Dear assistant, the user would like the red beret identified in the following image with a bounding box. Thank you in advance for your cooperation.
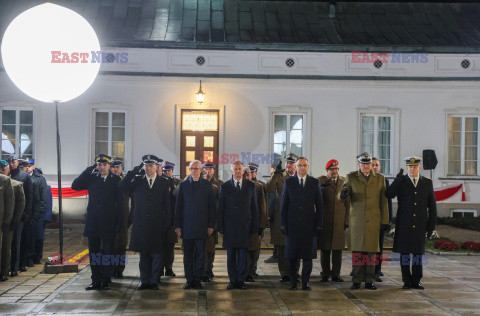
[325,159,339,170]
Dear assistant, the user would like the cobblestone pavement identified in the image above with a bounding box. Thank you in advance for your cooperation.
[0,225,479,315]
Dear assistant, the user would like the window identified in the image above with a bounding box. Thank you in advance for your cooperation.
[448,116,478,176]
[94,110,126,163]
[360,115,393,175]
[273,114,305,162]
[1,109,34,160]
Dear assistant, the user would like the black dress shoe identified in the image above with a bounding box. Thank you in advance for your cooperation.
[331,276,344,282]
[207,271,214,278]
[0,276,8,282]
[33,260,41,264]
[350,270,354,277]
[375,275,383,282]
[280,275,290,282]
[10,271,18,277]
[183,282,194,289]
[195,282,205,290]
[114,272,124,278]
[245,275,255,282]
[19,266,26,272]
[253,272,259,278]
[150,283,159,290]
[85,282,102,291]
[165,269,176,277]
[200,276,211,282]
[411,283,424,290]
[237,281,247,290]
[264,255,278,263]
[365,283,377,290]
[320,276,329,282]
[138,283,150,290]
[351,282,361,290]
[289,283,297,291]
[27,261,34,267]
[101,282,110,290]
[227,282,236,290]
[302,283,311,291]
[379,271,384,276]
[402,283,411,289]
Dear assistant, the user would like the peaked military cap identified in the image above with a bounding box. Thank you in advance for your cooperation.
[162,161,175,171]
[111,158,123,167]
[356,152,372,164]
[95,154,112,164]
[285,153,298,162]
[27,159,35,165]
[18,159,29,168]
[246,163,259,172]
[142,154,162,165]
[405,156,422,166]
[7,154,17,163]
[202,161,215,168]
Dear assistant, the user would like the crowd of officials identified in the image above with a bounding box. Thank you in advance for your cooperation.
[0,156,53,282]
[71,151,437,292]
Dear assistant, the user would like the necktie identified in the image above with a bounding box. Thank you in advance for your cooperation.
[236,181,240,191]
[149,178,153,188]
[413,178,417,186]
[300,178,304,187]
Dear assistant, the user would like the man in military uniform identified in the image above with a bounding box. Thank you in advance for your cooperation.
[339,153,389,290]
[8,155,33,273]
[201,161,223,281]
[266,154,299,282]
[244,165,267,282]
[120,155,170,290]
[160,161,180,277]
[387,157,437,290]
[0,161,16,281]
[318,159,349,283]
[110,158,134,278]
[72,154,124,290]
[371,157,393,282]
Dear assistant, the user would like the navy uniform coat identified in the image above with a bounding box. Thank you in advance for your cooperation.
[174,177,216,240]
[11,169,33,223]
[72,169,124,240]
[218,178,259,249]
[120,172,170,253]
[281,175,324,260]
[386,175,437,254]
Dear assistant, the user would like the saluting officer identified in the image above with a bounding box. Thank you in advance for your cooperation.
[72,154,124,291]
[266,154,299,283]
[318,159,349,283]
[160,161,179,277]
[244,164,267,282]
[339,153,389,290]
[201,161,223,281]
[387,157,437,290]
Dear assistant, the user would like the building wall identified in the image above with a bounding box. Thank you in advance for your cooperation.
[1,47,480,218]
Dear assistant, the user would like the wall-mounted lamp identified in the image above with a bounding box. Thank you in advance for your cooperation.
[196,80,205,104]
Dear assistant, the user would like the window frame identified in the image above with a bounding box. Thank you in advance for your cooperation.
[446,114,480,177]
[90,104,132,169]
[0,107,36,160]
[269,106,311,163]
[357,107,400,177]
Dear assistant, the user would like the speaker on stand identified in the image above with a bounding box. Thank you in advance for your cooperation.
[422,149,438,179]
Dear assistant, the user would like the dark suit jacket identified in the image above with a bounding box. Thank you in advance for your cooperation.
[281,175,324,259]
[174,177,216,240]
[72,169,124,240]
[218,178,259,249]
[120,171,170,253]
[387,175,437,254]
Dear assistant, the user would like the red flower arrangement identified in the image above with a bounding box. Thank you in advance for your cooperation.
[434,239,460,251]
[461,241,480,252]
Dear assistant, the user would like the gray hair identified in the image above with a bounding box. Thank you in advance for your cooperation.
[189,160,202,168]
[230,160,244,170]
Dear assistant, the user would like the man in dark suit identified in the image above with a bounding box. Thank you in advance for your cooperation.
[371,158,393,282]
[281,157,323,291]
[175,160,216,290]
[72,154,124,291]
[218,161,259,290]
[387,156,437,290]
[120,155,170,290]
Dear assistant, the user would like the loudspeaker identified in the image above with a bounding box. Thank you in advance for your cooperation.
[422,149,438,170]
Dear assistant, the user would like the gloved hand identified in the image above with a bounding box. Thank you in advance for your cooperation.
[280,225,287,235]
[426,230,433,238]
[21,213,30,223]
[274,161,284,174]
[29,218,36,227]
[396,168,404,180]
[320,179,331,188]
[344,224,349,230]
[380,224,391,232]
[133,162,144,174]
[340,188,350,200]
[269,215,275,224]
[86,163,97,173]
[257,228,264,236]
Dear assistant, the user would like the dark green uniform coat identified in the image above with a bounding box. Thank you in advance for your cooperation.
[266,172,293,246]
